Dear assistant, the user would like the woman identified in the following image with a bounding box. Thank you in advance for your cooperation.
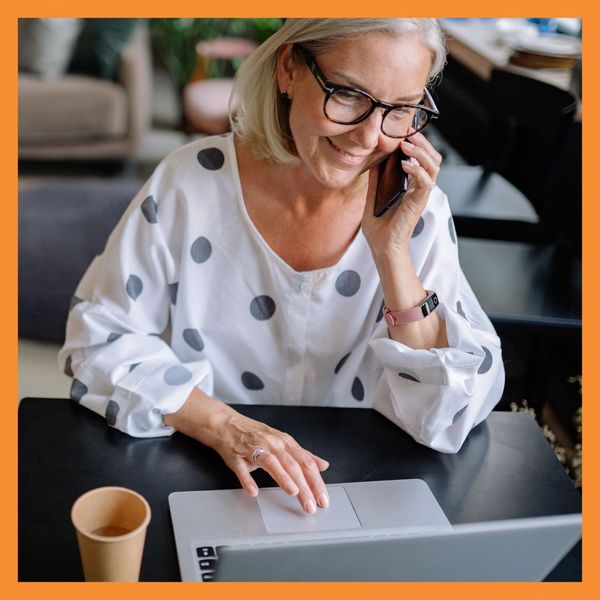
[59,19,504,515]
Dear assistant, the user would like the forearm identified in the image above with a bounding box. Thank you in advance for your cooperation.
[375,248,448,350]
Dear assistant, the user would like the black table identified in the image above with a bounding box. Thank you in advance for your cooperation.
[18,398,582,581]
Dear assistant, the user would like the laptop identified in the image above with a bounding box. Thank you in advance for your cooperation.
[168,478,581,582]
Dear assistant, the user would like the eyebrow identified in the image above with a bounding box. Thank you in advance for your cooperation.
[329,69,424,104]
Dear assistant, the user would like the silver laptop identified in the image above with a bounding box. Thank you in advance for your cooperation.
[168,478,581,582]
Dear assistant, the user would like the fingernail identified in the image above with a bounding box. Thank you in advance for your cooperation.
[318,493,330,508]
[304,499,317,514]
[402,140,414,148]
[248,485,258,496]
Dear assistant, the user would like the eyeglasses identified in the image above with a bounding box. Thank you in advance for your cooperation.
[297,45,439,138]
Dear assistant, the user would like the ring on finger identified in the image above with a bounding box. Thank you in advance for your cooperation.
[251,447,268,466]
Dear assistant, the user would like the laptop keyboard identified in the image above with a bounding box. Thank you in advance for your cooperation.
[196,546,218,581]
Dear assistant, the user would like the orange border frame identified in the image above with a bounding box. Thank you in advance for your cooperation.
[5,2,596,599]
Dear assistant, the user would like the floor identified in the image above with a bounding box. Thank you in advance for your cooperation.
[19,339,69,400]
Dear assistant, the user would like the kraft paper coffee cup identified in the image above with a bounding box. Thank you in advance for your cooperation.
[71,486,151,582]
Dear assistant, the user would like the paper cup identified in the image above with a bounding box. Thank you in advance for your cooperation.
[71,486,151,581]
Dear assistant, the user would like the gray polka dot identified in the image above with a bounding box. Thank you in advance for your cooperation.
[477,346,493,374]
[126,275,143,300]
[141,195,158,223]
[129,363,141,372]
[168,282,179,305]
[452,405,468,425]
[164,365,193,386]
[64,355,73,377]
[412,216,425,238]
[351,377,365,401]
[242,371,264,390]
[197,147,225,170]
[376,299,385,323]
[457,301,467,319]
[335,270,361,297]
[250,295,276,320]
[191,237,212,263]
[107,332,122,343]
[70,379,87,403]
[448,216,457,244]
[106,400,120,426]
[399,372,420,383]
[334,353,351,374]
[69,296,83,311]
[183,328,205,352]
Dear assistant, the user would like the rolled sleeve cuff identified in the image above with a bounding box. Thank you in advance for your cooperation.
[369,303,486,388]
[112,359,214,437]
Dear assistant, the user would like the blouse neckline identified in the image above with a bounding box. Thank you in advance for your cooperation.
[226,133,366,279]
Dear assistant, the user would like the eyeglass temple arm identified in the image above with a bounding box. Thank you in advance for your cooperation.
[297,46,330,92]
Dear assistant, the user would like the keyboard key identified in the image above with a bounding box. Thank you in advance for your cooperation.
[199,559,217,570]
[196,546,216,558]
[202,572,215,582]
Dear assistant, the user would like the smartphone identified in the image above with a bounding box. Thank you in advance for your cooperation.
[373,147,409,217]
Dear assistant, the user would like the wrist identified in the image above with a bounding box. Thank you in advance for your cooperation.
[370,243,411,265]
[164,387,234,445]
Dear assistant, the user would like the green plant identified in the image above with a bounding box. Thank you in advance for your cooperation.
[510,375,582,490]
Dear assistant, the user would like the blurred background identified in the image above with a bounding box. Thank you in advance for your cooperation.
[18,18,582,486]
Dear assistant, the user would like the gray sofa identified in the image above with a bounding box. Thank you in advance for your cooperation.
[18,24,152,161]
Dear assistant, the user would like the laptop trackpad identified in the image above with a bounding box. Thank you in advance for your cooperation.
[257,486,362,534]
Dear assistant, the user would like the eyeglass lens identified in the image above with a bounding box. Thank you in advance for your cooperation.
[325,90,430,137]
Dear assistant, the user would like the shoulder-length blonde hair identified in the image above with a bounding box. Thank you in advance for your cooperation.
[231,18,446,164]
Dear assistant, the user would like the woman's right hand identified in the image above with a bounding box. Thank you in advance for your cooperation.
[164,388,330,514]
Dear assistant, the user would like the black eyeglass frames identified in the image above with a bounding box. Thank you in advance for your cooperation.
[297,45,439,138]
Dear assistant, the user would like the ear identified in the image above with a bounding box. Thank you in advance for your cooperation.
[276,44,299,99]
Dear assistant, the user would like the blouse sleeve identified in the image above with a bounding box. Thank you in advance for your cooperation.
[58,162,214,437]
[368,188,505,453]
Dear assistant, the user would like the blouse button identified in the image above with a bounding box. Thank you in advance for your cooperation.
[299,280,310,294]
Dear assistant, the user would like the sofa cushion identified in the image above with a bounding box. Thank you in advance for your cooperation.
[18,74,128,144]
[69,19,138,80]
[18,18,82,80]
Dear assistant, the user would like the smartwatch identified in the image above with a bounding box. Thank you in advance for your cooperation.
[383,290,439,326]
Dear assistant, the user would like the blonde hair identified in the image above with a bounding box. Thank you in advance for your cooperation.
[231,18,447,164]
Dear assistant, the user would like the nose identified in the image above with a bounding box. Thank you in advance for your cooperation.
[350,108,385,150]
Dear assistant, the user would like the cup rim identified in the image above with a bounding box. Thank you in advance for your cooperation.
[71,486,151,542]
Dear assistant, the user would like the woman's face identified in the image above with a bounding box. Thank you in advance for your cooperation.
[277,32,433,191]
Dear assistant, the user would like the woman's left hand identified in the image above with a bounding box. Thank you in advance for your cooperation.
[361,132,442,259]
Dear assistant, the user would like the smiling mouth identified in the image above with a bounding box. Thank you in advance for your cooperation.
[326,138,370,164]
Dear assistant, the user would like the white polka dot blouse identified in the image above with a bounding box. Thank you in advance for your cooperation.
[59,133,505,453]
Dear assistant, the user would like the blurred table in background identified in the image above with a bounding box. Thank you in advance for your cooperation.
[440,19,577,94]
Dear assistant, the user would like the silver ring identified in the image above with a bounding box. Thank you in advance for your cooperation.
[251,448,268,465]
[430,181,437,189]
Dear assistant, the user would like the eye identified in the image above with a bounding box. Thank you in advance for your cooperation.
[332,89,364,104]
[387,107,415,121]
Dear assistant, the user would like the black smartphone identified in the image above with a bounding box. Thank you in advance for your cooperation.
[373,147,409,217]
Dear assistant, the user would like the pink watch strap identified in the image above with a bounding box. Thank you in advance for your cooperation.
[383,290,439,326]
